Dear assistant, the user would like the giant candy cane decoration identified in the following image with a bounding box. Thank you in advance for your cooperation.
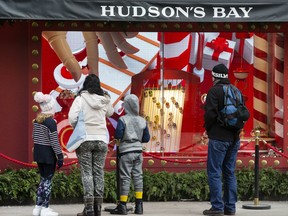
[253,33,269,130]
[157,32,191,72]
[274,33,284,147]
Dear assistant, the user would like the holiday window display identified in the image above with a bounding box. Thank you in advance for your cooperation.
[131,69,200,154]
[43,30,284,160]
[141,85,185,152]
[42,31,160,159]
[188,32,284,157]
[202,37,236,71]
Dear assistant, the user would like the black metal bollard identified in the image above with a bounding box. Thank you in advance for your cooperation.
[242,129,271,210]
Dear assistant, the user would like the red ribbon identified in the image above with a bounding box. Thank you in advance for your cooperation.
[235,33,254,57]
[235,33,253,39]
[206,37,233,61]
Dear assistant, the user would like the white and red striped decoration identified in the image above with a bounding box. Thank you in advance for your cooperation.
[253,33,269,131]
[157,32,191,72]
[274,33,284,148]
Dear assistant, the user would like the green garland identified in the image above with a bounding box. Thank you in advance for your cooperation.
[0,166,288,205]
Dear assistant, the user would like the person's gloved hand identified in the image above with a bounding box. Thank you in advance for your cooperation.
[57,153,64,169]
[57,159,64,169]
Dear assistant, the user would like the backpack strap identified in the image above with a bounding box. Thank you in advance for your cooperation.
[225,84,243,107]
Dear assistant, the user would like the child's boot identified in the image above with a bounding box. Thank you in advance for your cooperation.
[134,199,143,214]
[110,202,127,215]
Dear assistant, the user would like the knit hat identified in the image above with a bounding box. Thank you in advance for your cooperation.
[211,64,228,79]
[34,92,56,114]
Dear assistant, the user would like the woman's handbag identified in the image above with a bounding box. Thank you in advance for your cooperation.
[66,99,87,152]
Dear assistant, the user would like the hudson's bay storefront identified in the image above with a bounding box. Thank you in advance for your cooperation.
[0,0,288,171]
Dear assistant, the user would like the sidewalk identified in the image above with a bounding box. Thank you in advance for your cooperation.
[1,201,287,216]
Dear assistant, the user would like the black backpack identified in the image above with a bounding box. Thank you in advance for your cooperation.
[219,84,250,130]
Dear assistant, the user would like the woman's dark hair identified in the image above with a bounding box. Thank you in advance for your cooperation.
[78,74,104,96]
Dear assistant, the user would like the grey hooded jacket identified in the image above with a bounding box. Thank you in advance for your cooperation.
[115,94,150,154]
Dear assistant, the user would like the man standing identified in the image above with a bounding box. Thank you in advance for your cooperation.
[203,64,241,216]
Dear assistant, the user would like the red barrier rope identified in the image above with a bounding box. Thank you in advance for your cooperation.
[0,140,117,169]
[0,152,78,168]
[143,151,207,164]
[178,143,197,152]
[0,153,37,168]
[1,141,287,168]
[265,143,288,159]
[239,139,253,150]
[63,160,78,166]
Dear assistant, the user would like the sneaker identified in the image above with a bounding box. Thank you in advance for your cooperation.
[203,208,224,216]
[32,205,42,216]
[40,207,59,216]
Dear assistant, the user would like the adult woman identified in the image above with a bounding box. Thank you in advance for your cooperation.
[68,74,114,216]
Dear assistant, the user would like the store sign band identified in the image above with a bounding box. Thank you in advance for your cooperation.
[100,6,253,19]
[1,1,288,22]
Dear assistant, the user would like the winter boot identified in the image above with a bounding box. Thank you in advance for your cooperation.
[110,202,127,215]
[134,199,143,214]
[77,197,94,216]
[94,197,103,216]
[76,207,85,216]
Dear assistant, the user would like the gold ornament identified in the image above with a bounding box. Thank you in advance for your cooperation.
[110,160,116,166]
[249,160,255,166]
[32,77,39,84]
[171,97,176,104]
[261,160,267,166]
[274,160,280,166]
[175,102,179,108]
[32,105,39,112]
[165,102,170,108]
[156,102,161,109]
[148,159,154,166]
[236,160,242,166]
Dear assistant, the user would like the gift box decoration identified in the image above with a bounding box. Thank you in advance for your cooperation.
[202,37,236,71]
[233,33,254,64]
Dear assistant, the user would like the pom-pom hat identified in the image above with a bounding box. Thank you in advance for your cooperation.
[211,64,229,79]
[34,92,56,114]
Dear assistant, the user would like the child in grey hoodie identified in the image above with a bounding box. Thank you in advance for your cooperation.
[111,94,150,215]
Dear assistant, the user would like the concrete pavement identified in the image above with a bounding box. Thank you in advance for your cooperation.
[0,201,287,216]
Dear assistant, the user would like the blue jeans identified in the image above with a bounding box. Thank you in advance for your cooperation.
[207,138,240,212]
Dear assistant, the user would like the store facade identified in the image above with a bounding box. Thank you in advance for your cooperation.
[0,0,288,171]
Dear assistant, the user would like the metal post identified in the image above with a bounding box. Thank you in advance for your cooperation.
[242,129,271,210]
[160,32,165,157]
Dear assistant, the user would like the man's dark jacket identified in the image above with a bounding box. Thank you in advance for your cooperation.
[204,78,241,142]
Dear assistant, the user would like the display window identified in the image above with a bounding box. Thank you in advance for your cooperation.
[2,0,288,170]
[40,30,284,168]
